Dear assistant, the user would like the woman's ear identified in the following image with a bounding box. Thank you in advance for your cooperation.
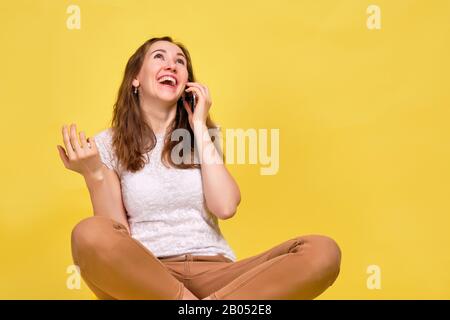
[132,79,139,87]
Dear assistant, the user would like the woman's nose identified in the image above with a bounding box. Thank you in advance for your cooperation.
[164,60,177,71]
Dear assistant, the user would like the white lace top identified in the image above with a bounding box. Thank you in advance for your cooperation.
[93,127,237,262]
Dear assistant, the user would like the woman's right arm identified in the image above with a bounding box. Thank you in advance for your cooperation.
[83,166,130,234]
[57,123,130,234]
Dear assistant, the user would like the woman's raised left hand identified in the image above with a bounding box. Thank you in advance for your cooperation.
[182,82,212,130]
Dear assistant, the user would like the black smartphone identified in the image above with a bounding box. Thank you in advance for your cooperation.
[185,91,196,110]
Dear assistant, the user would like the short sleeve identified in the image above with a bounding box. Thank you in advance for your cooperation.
[93,128,119,174]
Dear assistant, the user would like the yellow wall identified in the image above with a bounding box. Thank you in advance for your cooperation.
[1,0,449,299]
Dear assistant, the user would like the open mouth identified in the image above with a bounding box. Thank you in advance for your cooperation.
[158,82,177,89]
[157,75,178,89]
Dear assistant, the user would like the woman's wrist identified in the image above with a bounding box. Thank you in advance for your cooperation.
[192,119,208,133]
[83,168,106,184]
[193,121,209,147]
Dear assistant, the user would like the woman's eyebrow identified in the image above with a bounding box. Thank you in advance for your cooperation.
[150,49,186,60]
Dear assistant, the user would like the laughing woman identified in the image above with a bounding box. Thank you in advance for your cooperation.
[57,36,341,300]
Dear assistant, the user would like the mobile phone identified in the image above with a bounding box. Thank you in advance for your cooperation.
[185,91,196,110]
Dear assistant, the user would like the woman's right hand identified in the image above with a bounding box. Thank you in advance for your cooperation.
[57,123,104,180]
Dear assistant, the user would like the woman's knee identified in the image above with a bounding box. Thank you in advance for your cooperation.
[293,234,342,281]
[71,215,114,254]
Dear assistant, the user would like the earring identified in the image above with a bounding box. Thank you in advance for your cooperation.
[133,86,138,94]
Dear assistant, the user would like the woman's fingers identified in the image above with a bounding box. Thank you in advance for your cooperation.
[79,131,88,149]
[186,82,212,106]
[56,145,69,168]
[62,123,92,160]
[87,136,96,151]
[69,123,82,153]
[185,86,202,102]
[186,82,207,98]
[59,124,100,176]
[62,125,75,158]
[186,81,206,92]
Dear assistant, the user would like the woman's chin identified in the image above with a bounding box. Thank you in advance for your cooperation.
[156,94,180,104]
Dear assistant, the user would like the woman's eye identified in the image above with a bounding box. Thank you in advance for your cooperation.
[154,53,185,65]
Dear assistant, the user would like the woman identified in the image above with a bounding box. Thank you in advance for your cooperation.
[57,36,342,300]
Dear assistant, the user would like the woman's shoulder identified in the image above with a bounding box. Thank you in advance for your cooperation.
[94,127,113,140]
[93,127,120,172]
[93,127,115,148]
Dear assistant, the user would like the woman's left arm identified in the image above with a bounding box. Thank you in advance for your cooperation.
[183,82,241,220]
[194,122,241,220]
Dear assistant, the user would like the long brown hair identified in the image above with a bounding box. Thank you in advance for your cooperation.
[110,36,219,173]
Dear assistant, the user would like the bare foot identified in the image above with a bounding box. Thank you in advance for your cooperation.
[181,286,199,300]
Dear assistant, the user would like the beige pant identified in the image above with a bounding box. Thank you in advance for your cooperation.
[71,215,341,300]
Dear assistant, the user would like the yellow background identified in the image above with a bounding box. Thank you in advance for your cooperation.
[1,0,449,299]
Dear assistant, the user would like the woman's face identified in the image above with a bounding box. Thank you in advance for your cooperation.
[133,40,189,103]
